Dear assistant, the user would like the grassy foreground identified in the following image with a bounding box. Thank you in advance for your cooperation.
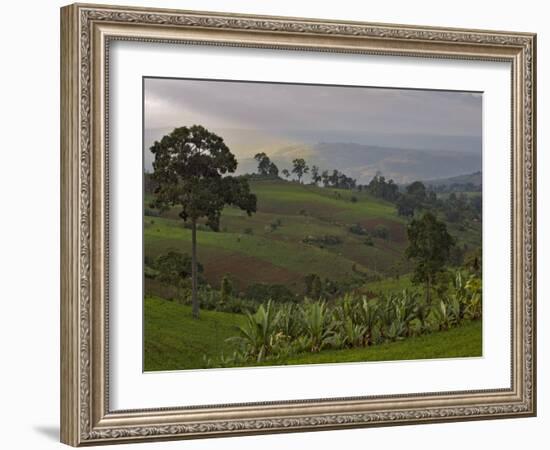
[144,296,482,371]
[144,296,246,371]
[281,320,482,366]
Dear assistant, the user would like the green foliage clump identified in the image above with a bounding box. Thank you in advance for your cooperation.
[219,275,233,305]
[302,235,342,246]
[254,152,279,177]
[406,212,455,304]
[363,236,374,246]
[372,224,389,240]
[144,207,160,217]
[152,251,204,302]
[245,283,296,304]
[365,173,399,201]
[210,268,482,367]
[227,300,280,363]
[348,223,368,236]
[304,273,323,300]
[265,218,282,233]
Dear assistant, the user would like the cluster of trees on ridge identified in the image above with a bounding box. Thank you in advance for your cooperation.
[254,152,356,189]
[147,125,482,322]
[250,151,481,223]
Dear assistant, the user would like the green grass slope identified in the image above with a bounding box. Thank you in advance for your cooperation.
[281,320,482,365]
[144,296,246,371]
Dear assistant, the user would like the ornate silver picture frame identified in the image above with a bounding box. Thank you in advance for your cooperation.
[60,3,536,446]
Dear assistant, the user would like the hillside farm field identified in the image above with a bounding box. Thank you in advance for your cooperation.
[143,77,483,371]
[145,180,409,293]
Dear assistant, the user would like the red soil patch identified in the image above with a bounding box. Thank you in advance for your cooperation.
[360,218,407,243]
[200,252,300,292]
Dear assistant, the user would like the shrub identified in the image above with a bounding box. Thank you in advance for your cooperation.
[465,275,482,320]
[348,223,368,236]
[356,296,379,346]
[372,224,389,240]
[245,283,296,303]
[218,296,257,314]
[301,301,334,352]
[219,275,233,305]
[432,300,452,331]
[156,251,203,284]
[304,273,323,299]
[227,300,279,362]
[267,218,283,232]
[144,265,159,279]
[243,227,254,235]
[302,235,342,246]
[144,208,160,217]
[275,303,303,339]
[341,318,366,347]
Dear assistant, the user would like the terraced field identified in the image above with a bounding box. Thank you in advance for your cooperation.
[144,178,417,294]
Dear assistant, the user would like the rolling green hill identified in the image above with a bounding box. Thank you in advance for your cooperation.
[144,178,480,296]
[145,178,413,294]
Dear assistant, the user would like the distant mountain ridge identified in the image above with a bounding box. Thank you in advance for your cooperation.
[144,128,481,185]
[422,171,482,188]
[310,143,481,185]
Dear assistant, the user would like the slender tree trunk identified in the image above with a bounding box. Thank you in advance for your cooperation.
[426,275,431,305]
[191,219,199,319]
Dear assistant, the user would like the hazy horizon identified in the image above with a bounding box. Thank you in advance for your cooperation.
[143,78,482,184]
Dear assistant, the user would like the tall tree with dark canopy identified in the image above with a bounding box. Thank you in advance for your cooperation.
[321,170,330,187]
[267,162,279,177]
[406,181,427,204]
[292,158,309,183]
[150,125,257,319]
[405,211,455,304]
[254,152,279,177]
[254,152,270,175]
[310,165,321,185]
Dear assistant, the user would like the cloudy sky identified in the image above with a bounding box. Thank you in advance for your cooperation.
[143,77,482,183]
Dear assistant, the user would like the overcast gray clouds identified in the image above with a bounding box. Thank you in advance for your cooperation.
[144,77,481,140]
[143,78,482,183]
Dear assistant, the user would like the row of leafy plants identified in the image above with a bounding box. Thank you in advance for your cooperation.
[203,270,481,368]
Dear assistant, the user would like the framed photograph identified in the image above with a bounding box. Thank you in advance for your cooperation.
[60,3,537,446]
